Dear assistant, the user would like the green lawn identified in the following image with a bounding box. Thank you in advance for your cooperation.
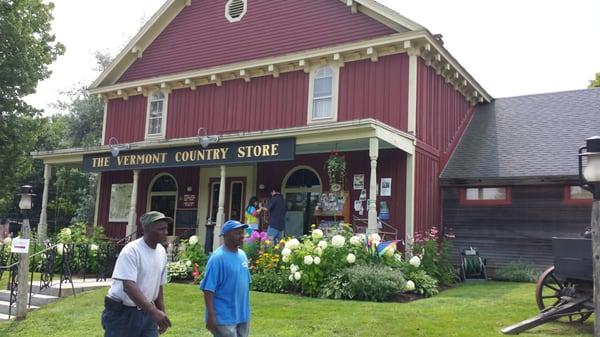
[0,281,593,337]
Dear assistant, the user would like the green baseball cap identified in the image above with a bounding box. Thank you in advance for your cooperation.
[140,211,173,226]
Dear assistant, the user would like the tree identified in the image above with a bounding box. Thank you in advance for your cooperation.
[0,0,64,219]
[590,73,600,88]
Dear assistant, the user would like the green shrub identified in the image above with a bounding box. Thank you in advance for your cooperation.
[494,261,540,283]
[251,271,289,293]
[343,265,406,302]
[411,227,458,286]
[406,269,439,297]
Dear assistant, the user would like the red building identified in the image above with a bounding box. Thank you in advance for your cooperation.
[32,0,491,250]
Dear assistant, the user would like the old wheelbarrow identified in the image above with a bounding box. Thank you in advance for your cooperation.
[501,237,594,334]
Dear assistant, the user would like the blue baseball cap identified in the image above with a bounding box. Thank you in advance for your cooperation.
[220,220,248,236]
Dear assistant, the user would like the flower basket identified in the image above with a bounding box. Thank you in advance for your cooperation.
[325,152,346,190]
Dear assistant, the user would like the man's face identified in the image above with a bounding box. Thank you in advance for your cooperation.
[147,220,169,244]
[224,228,245,247]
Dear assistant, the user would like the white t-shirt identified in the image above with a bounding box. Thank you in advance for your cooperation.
[107,238,168,307]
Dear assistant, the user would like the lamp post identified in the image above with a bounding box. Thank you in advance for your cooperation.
[578,136,600,337]
[15,185,34,320]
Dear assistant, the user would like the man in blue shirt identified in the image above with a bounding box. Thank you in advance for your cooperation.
[200,220,251,337]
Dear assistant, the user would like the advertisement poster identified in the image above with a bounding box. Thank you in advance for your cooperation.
[353,174,365,190]
[380,178,392,196]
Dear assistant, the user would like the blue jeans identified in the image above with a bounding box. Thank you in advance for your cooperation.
[102,307,158,337]
[213,323,249,337]
[267,226,283,244]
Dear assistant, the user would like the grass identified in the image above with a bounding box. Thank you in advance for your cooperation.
[0,281,593,337]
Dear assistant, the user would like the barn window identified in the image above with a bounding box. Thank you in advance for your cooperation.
[145,91,168,139]
[460,187,511,206]
[308,65,339,123]
[225,0,247,23]
[563,185,593,205]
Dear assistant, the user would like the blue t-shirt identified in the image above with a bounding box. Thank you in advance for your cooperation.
[200,246,251,325]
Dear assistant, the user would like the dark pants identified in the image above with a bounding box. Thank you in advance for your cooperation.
[101,306,158,337]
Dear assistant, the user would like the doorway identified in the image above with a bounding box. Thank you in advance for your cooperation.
[147,174,178,235]
[282,166,322,237]
[208,178,246,223]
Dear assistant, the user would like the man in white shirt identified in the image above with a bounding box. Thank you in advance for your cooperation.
[102,211,172,337]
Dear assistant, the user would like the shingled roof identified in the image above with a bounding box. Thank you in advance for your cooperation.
[441,88,600,184]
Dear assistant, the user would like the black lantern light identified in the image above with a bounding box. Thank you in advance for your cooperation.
[17,185,35,211]
[578,136,600,200]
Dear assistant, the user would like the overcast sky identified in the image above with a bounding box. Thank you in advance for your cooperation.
[26,0,600,115]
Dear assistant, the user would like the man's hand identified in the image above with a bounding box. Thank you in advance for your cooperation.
[206,313,217,334]
[149,307,172,333]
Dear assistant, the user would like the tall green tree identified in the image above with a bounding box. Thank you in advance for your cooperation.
[0,0,64,217]
[590,72,600,88]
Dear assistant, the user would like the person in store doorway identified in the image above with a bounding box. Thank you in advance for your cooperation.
[200,220,251,337]
[265,186,286,244]
[244,196,265,234]
[101,211,172,337]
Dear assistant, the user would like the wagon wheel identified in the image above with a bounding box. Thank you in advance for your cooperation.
[535,266,592,323]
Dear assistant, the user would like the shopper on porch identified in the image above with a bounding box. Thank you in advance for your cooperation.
[265,186,286,244]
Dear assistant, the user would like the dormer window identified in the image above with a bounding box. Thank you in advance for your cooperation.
[146,91,168,139]
[225,0,247,23]
[308,65,339,123]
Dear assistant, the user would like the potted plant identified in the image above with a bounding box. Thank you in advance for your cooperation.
[325,152,346,191]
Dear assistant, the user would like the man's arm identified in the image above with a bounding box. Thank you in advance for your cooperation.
[203,290,217,334]
[123,280,172,332]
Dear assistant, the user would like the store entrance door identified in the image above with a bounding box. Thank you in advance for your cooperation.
[282,167,322,237]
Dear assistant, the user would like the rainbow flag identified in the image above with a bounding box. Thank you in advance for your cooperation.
[377,240,397,256]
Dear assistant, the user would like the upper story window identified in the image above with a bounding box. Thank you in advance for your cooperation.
[146,91,168,139]
[308,65,339,123]
[225,0,247,23]
[459,187,511,206]
[563,185,593,205]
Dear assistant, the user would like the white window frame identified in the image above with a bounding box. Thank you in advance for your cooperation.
[307,64,340,124]
[145,91,168,140]
[225,0,247,23]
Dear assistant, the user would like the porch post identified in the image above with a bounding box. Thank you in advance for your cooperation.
[126,170,140,237]
[213,165,226,249]
[405,153,416,255]
[368,138,379,234]
[37,163,52,243]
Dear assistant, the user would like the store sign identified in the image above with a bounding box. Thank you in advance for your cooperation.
[83,138,295,172]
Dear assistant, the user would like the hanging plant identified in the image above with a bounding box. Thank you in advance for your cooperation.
[325,152,347,189]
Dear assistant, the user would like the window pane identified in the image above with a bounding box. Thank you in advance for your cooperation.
[314,77,332,97]
[482,187,505,200]
[152,92,165,100]
[466,188,479,200]
[312,98,331,118]
[316,66,333,78]
[570,186,592,199]
[230,182,243,222]
[149,117,162,134]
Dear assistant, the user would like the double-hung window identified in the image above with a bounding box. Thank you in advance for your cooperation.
[460,187,511,206]
[146,91,167,139]
[308,65,339,123]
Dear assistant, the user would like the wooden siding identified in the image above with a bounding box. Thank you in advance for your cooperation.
[414,149,441,234]
[167,71,308,138]
[443,185,593,271]
[98,167,199,239]
[118,0,396,83]
[104,95,146,145]
[339,54,409,131]
[416,58,474,168]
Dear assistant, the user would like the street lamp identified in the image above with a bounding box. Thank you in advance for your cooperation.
[578,136,600,337]
[15,185,34,320]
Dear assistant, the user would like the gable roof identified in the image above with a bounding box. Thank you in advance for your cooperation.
[90,0,423,90]
[440,88,600,185]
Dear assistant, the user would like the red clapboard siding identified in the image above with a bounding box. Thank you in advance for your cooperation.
[118,0,396,82]
[414,149,441,234]
[167,71,308,138]
[339,54,409,131]
[416,58,474,167]
[104,96,147,145]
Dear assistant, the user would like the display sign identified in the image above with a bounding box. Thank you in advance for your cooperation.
[11,238,30,254]
[83,138,295,172]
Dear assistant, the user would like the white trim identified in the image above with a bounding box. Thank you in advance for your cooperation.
[94,173,102,226]
[307,64,340,124]
[101,101,108,144]
[407,52,418,135]
[225,0,247,23]
[281,165,323,195]
[144,90,169,140]
[405,153,415,253]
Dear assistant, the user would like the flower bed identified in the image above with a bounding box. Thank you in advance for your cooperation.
[242,225,457,302]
